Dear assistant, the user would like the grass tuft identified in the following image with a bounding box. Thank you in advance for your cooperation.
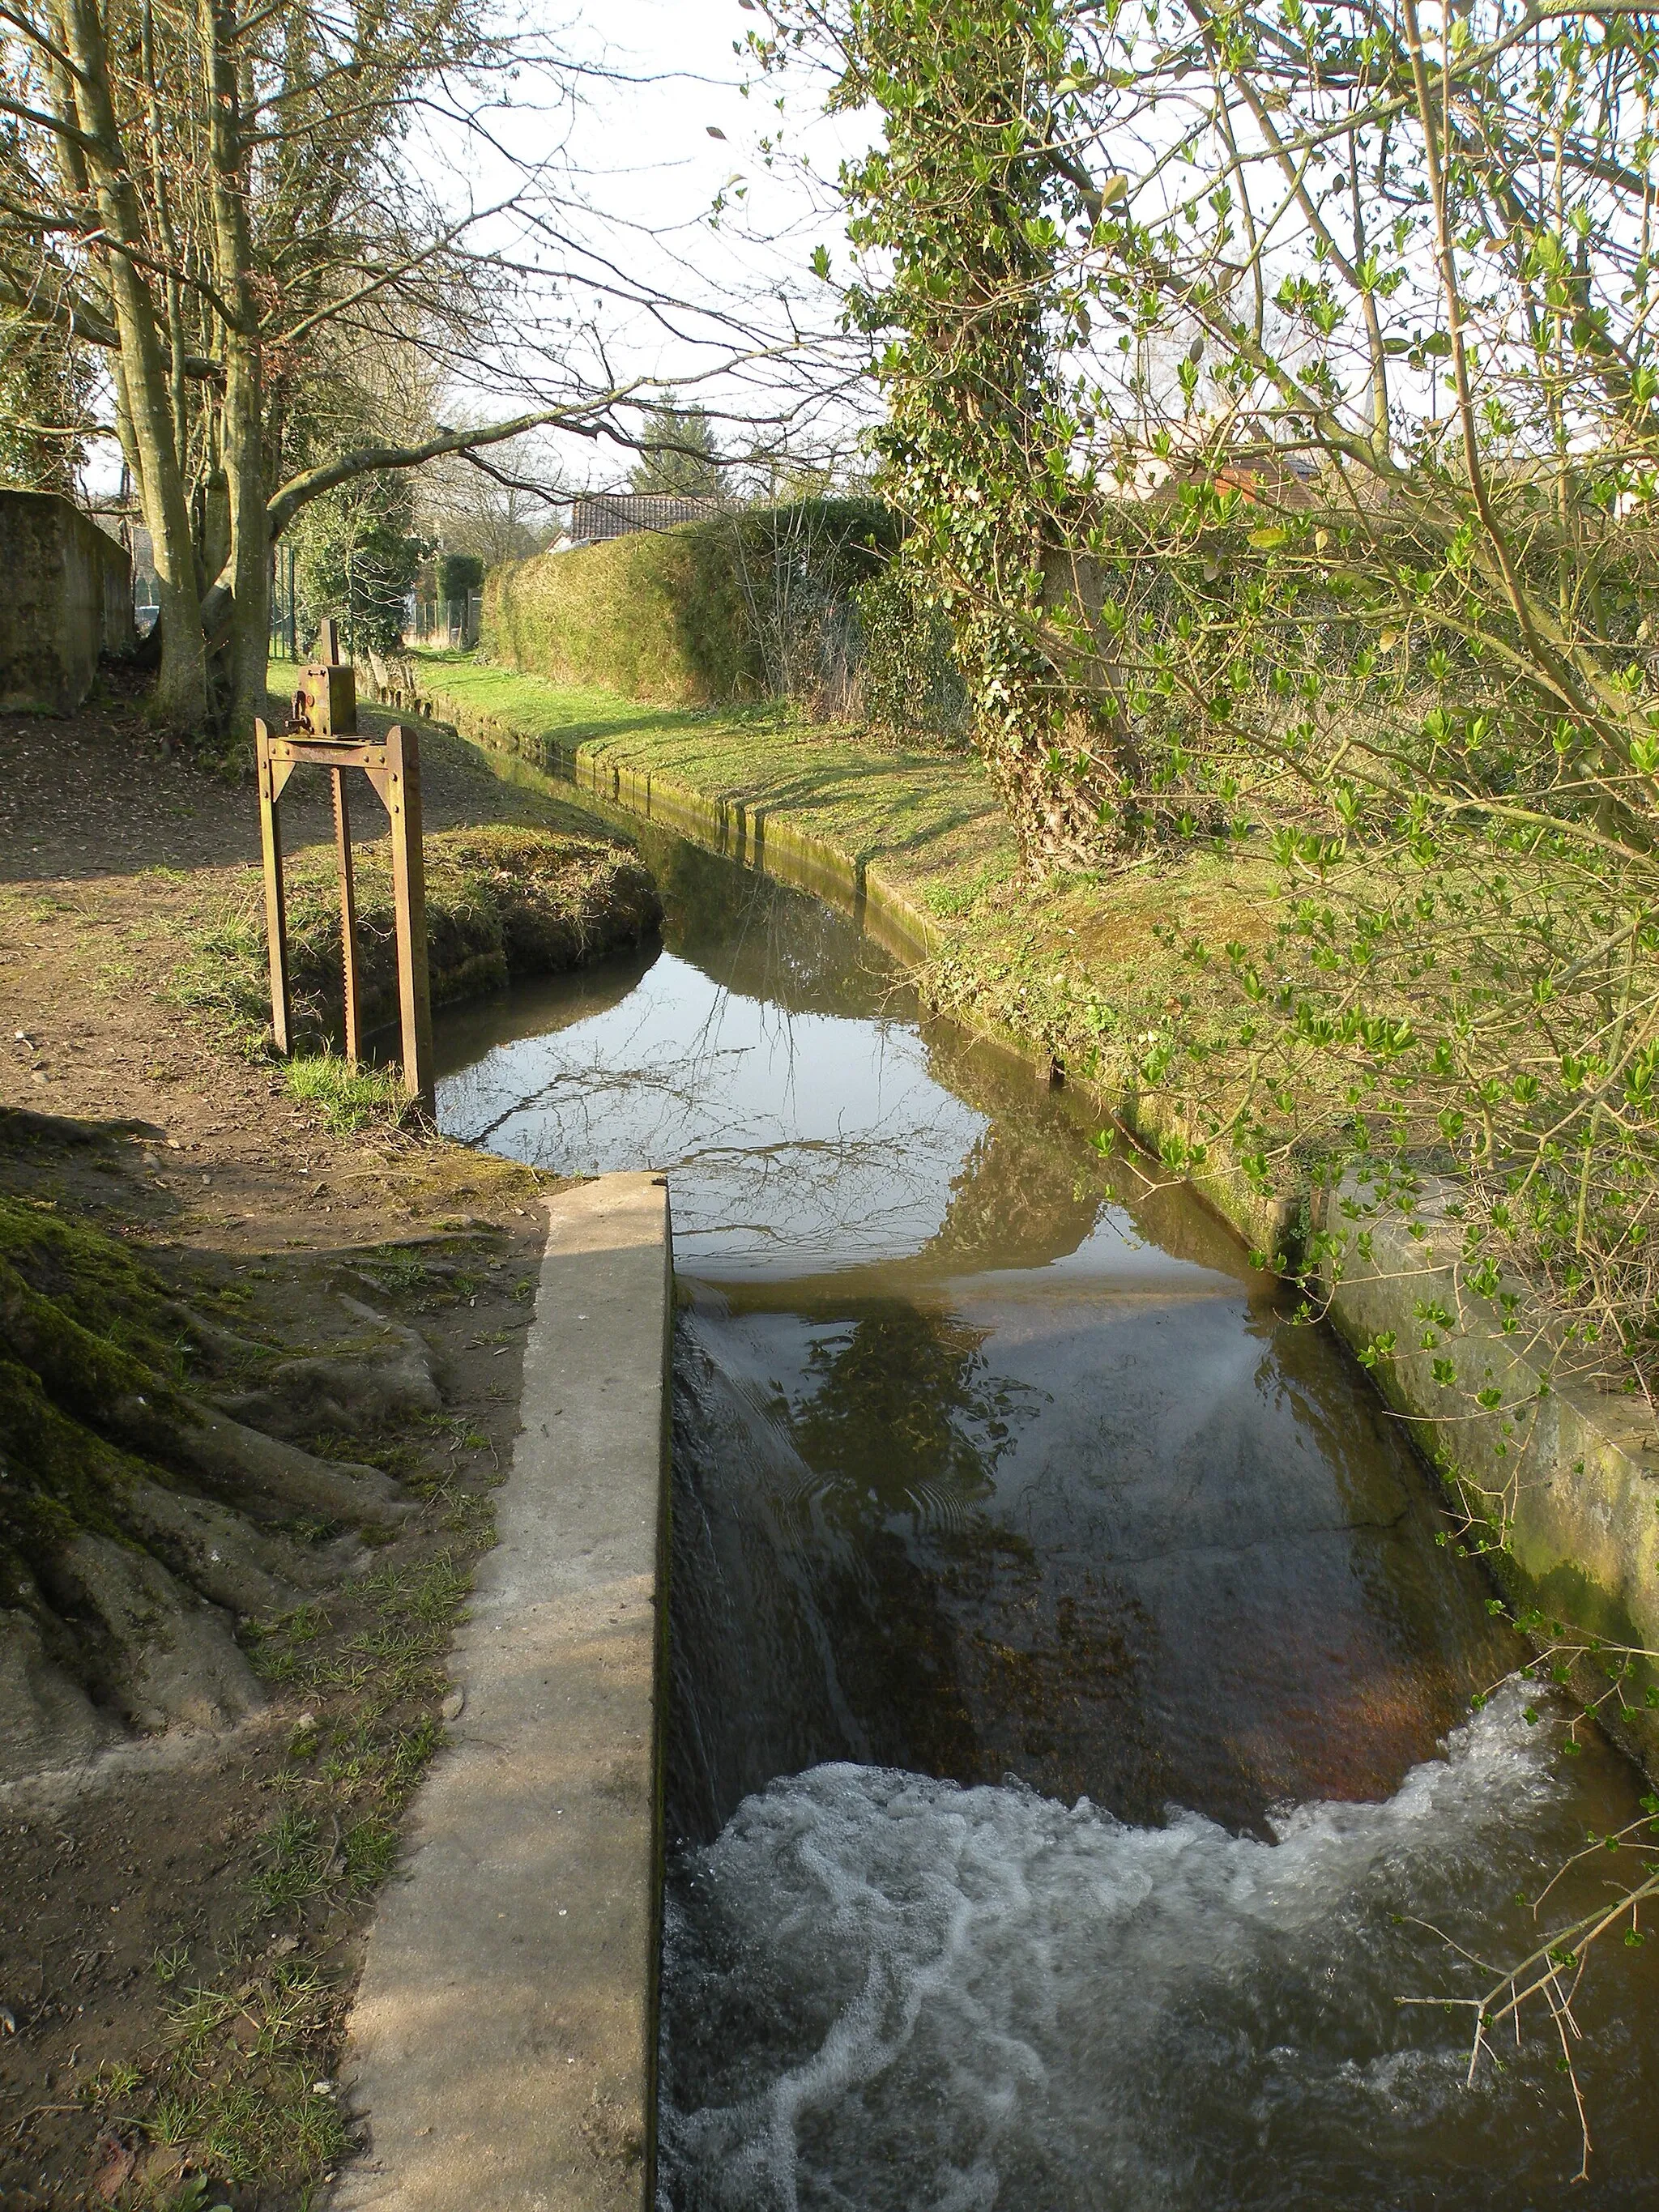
[282,1051,407,1132]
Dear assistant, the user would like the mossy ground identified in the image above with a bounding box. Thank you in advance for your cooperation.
[0,1187,193,1580]
[0,1127,545,2212]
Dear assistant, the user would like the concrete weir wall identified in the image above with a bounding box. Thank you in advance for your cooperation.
[336,1171,672,2212]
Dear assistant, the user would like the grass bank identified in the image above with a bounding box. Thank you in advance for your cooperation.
[398,651,1023,926]
[405,649,1273,1123]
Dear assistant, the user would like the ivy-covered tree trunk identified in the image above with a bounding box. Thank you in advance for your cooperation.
[839,0,1132,868]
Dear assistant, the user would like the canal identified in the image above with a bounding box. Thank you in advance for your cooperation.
[433,829,1659,2210]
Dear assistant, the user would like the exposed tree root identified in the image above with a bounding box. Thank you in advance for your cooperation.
[45,1533,267,1733]
[0,1608,119,1775]
[219,1306,442,1443]
[152,1405,417,1529]
[0,1195,429,1780]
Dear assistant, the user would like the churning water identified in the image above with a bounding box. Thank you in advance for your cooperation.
[435,830,1659,2209]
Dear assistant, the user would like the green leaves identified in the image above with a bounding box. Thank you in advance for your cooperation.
[792,0,1659,1438]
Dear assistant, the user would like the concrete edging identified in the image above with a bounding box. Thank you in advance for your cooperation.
[335,1170,672,2212]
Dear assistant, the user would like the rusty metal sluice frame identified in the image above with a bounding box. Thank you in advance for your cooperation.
[254,622,433,1105]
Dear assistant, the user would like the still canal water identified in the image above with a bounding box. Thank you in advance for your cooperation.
[434,831,1659,2210]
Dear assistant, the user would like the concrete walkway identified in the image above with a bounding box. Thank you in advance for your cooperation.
[335,1171,672,2212]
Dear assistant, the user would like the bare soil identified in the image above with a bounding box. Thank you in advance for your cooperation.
[0,673,625,2210]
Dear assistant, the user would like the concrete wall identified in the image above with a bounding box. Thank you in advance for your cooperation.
[1316,1173,1659,1767]
[0,489,134,714]
[337,1172,673,2212]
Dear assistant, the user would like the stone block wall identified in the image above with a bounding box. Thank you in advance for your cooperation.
[0,489,135,714]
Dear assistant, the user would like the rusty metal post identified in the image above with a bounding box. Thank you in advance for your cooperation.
[385,724,433,1104]
[258,617,431,1094]
[255,718,292,1055]
[331,769,365,1063]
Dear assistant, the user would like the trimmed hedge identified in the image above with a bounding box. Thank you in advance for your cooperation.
[481,498,899,707]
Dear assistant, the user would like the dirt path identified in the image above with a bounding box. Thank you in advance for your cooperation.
[1,676,615,1236]
[0,684,621,2211]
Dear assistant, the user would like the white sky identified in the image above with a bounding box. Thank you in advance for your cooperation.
[454,0,870,492]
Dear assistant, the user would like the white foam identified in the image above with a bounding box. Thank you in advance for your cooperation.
[658,1695,1606,2210]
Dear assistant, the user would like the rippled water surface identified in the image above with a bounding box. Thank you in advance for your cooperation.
[436,832,1659,2209]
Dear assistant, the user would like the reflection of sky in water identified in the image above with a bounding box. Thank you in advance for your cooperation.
[436,948,997,1277]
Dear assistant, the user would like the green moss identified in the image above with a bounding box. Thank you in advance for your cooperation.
[0,1198,201,1560]
[0,1192,187,1371]
[0,1352,149,1558]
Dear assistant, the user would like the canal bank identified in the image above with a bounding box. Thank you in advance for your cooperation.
[397,658,1659,1775]
[336,1172,672,2212]
[420,841,1659,2206]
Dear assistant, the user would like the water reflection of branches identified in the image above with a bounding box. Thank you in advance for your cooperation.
[450,1004,977,1258]
[776,1301,1042,1529]
[454,1050,752,1152]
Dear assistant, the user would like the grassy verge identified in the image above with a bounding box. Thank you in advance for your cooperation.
[404,650,1023,923]
[406,650,1273,1099]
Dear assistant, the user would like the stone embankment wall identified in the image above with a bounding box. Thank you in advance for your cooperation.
[0,490,134,714]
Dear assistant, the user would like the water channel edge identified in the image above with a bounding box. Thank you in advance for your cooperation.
[411,687,1659,1784]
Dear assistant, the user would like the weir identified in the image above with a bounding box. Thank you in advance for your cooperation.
[354,829,1659,2210]
[337,1173,672,2212]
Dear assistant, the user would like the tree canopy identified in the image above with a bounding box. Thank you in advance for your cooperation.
[630,399,724,496]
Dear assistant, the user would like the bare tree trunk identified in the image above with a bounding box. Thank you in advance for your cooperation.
[57,0,207,729]
[199,0,269,742]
